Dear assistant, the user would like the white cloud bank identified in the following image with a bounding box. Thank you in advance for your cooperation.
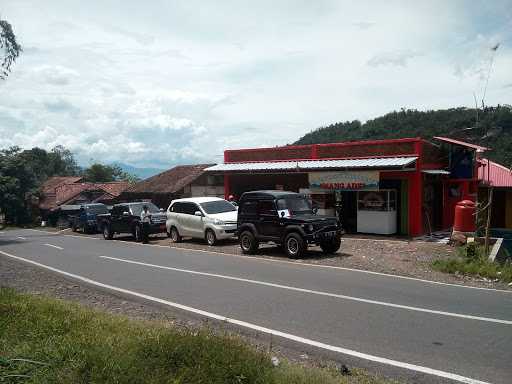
[1,0,511,168]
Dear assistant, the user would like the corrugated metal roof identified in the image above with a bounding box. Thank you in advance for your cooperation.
[205,157,417,172]
[478,159,512,187]
[422,169,451,175]
[433,136,489,152]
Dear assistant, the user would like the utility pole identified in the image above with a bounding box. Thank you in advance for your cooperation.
[484,187,493,257]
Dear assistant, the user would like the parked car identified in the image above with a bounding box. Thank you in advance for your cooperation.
[98,202,167,241]
[237,190,343,258]
[166,197,238,245]
[70,203,109,234]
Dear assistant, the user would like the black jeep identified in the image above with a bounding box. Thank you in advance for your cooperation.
[237,190,343,258]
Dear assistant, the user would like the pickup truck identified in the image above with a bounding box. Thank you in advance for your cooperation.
[70,203,109,234]
[98,202,167,242]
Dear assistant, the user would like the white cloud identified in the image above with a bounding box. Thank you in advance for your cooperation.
[0,0,511,168]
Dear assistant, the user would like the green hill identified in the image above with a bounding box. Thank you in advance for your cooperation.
[294,106,512,167]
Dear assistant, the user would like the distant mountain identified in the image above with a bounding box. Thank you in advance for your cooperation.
[113,163,165,180]
[294,106,512,166]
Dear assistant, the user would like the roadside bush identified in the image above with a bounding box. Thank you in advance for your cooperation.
[432,244,512,283]
[0,288,392,384]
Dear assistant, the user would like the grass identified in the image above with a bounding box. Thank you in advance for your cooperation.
[432,244,512,284]
[0,288,395,384]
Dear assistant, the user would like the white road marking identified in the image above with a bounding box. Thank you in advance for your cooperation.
[99,256,512,325]
[0,250,493,384]
[44,243,63,250]
[17,236,27,240]
[24,228,512,294]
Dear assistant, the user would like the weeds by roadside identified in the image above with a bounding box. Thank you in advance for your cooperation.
[0,288,395,384]
[432,244,512,284]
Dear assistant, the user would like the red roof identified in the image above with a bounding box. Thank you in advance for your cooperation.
[478,159,512,187]
[41,176,83,193]
[433,136,489,152]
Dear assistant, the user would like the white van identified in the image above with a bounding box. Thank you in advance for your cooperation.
[166,197,238,245]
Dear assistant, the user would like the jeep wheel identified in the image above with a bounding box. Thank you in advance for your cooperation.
[103,225,113,240]
[170,227,182,243]
[134,225,143,242]
[205,229,217,246]
[284,232,306,259]
[320,237,341,254]
[240,230,258,254]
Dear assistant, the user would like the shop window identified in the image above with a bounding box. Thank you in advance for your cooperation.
[358,191,396,212]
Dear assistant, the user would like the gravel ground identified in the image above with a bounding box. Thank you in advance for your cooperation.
[26,226,511,290]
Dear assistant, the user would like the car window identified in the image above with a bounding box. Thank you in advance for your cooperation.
[258,200,277,216]
[170,202,183,213]
[240,201,257,215]
[86,205,108,214]
[130,203,159,216]
[277,197,312,215]
[181,202,199,215]
[200,200,237,214]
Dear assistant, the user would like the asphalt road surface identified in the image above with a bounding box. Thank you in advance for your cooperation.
[1,229,511,384]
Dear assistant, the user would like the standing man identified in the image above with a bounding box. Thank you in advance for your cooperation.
[140,205,151,243]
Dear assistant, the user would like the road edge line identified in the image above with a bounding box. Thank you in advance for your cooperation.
[0,249,493,384]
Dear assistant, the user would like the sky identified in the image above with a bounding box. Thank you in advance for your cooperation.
[1,0,511,169]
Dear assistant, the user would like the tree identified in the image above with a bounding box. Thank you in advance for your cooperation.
[0,146,80,225]
[82,163,139,183]
[0,18,22,80]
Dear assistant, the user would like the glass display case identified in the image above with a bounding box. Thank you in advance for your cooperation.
[357,190,397,234]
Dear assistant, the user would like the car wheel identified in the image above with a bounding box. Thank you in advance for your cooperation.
[72,224,77,232]
[170,227,182,243]
[134,225,143,242]
[239,230,258,254]
[320,237,341,254]
[284,232,306,259]
[103,225,113,240]
[205,229,217,246]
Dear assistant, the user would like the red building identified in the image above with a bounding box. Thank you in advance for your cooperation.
[206,137,490,237]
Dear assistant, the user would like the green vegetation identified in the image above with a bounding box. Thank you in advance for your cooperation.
[294,106,512,167]
[82,163,139,184]
[432,244,512,283]
[0,146,138,225]
[0,288,394,384]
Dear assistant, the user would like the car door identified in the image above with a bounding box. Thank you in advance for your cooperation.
[170,202,186,235]
[118,205,131,233]
[110,206,122,233]
[187,202,204,238]
[257,199,281,239]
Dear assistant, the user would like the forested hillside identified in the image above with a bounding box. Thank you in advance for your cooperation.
[294,106,512,166]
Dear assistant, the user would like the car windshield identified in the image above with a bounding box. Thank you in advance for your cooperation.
[86,205,108,214]
[130,203,160,216]
[200,200,237,214]
[276,197,312,215]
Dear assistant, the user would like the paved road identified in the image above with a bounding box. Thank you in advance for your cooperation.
[1,229,511,384]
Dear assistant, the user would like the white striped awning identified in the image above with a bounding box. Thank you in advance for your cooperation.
[205,157,417,172]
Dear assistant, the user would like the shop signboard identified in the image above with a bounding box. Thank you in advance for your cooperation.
[309,171,379,191]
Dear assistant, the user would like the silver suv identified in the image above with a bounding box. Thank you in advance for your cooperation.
[166,197,238,245]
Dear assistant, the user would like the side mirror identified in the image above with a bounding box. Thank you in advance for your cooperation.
[194,211,203,217]
[312,207,318,214]
[159,208,164,212]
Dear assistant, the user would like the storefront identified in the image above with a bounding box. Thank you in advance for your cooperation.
[206,137,488,237]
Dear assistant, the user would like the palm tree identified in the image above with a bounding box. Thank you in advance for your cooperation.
[0,18,22,80]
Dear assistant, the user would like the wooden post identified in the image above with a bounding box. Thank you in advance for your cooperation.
[484,187,493,257]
